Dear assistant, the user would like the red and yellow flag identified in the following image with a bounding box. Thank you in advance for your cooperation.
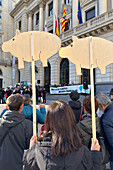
[61,7,67,32]
[55,15,59,36]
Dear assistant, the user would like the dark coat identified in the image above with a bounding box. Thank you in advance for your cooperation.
[77,117,103,148]
[69,100,82,123]
[0,110,33,170]
[24,139,102,170]
[101,104,113,161]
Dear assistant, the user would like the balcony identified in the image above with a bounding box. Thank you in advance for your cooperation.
[60,9,113,45]
[0,59,11,66]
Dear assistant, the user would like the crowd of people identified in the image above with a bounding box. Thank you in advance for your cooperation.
[0,85,47,104]
[0,88,113,169]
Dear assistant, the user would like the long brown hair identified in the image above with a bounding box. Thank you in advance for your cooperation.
[45,101,82,157]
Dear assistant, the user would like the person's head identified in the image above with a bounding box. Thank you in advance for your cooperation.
[6,94,24,113]
[69,90,79,101]
[110,88,113,99]
[45,101,82,157]
[83,97,99,114]
[96,92,111,111]
[23,94,31,106]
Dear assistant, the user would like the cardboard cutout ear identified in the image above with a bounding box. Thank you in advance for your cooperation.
[72,36,78,42]
[16,29,20,36]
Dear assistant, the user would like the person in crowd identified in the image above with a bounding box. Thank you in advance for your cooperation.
[110,88,113,104]
[24,101,102,170]
[0,94,33,170]
[0,88,3,104]
[6,87,12,99]
[42,88,46,103]
[21,94,46,125]
[69,90,83,123]
[77,97,103,148]
[96,93,113,170]
[1,94,46,125]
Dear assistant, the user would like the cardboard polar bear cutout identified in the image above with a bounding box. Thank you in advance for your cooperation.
[2,30,61,136]
[59,36,113,139]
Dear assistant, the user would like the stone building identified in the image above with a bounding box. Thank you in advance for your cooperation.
[0,0,20,88]
[7,0,113,94]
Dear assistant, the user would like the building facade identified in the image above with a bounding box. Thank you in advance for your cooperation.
[8,0,113,94]
[0,0,20,88]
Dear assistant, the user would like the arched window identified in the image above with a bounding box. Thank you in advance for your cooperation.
[44,62,51,86]
[0,69,3,76]
[60,58,69,86]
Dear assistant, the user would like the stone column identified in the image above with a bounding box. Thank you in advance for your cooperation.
[112,0,113,9]
[49,54,61,85]
[99,0,107,15]
[39,3,44,31]
[72,0,78,27]
[28,12,32,31]
[53,0,59,34]
[69,61,81,84]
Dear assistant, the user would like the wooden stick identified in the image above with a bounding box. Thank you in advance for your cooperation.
[31,32,37,136]
[90,36,96,140]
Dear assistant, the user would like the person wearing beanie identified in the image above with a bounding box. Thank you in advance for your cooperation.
[69,90,83,123]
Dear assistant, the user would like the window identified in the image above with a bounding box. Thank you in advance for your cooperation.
[48,2,53,16]
[19,21,21,31]
[0,12,2,18]
[0,69,2,76]
[36,12,39,25]
[60,58,69,86]
[0,1,2,6]
[49,30,53,33]
[86,7,95,21]
[64,0,71,4]
[0,24,1,31]
[64,19,70,32]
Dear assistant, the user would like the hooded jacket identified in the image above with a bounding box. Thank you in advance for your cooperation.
[69,100,82,123]
[1,106,46,125]
[21,105,46,124]
[24,136,102,170]
[0,110,33,170]
[77,117,103,148]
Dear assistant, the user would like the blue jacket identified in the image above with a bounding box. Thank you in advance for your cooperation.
[1,106,46,125]
[21,105,46,124]
[0,109,7,118]
[101,104,113,161]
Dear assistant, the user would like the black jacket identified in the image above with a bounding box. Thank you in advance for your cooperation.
[69,100,82,123]
[24,138,102,170]
[101,104,113,161]
[0,110,33,170]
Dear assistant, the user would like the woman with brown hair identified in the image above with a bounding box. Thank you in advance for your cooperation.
[24,101,102,170]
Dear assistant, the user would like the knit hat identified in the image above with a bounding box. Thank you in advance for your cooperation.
[69,90,79,101]
[110,88,113,95]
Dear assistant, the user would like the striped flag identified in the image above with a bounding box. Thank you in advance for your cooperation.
[55,15,59,35]
[61,7,67,32]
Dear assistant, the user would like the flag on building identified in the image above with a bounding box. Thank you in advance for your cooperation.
[61,7,67,32]
[45,20,48,32]
[12,56,15,80]
[77,0,83,24]
[55,15,59,35]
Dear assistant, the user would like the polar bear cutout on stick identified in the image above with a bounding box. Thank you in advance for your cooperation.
[59,36,113,75]
[2,30,61,69]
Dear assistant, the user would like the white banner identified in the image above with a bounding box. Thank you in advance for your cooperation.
[50,85,91,94]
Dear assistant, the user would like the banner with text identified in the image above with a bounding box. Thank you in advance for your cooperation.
[50,85,91,94]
